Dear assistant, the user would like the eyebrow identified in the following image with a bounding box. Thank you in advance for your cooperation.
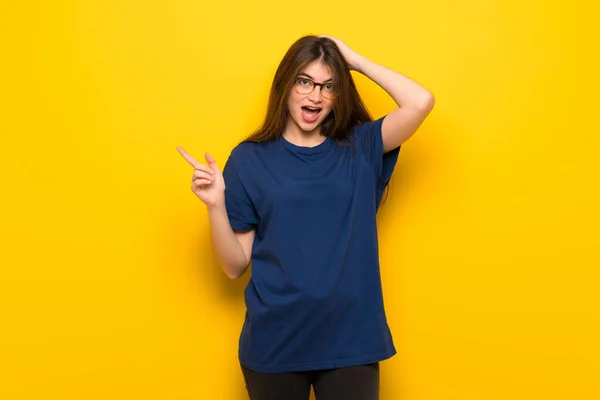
[297,73,333,83]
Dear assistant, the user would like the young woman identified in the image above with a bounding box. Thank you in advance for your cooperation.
[177,35,434,400]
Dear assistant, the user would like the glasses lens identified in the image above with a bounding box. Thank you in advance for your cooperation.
[321,84,338,99]
[295,78,314,95]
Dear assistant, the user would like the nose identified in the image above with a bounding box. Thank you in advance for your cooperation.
[308,86,323,103]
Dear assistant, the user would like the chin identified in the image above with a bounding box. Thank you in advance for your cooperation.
[301,122,322,133]
[296,115,326,133]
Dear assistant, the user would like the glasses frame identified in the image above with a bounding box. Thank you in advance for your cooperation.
[293,77,338,100]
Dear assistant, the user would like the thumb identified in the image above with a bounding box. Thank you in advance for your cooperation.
[205,152,221,174]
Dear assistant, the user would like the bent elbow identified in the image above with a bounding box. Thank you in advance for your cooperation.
[225,270,245,280]
[418,92,435,113]
[223,261,249,280]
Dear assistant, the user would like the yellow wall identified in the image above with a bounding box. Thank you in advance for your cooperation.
[1,1,598,399]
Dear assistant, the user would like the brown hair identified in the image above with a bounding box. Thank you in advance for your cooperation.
[243,35,373,144]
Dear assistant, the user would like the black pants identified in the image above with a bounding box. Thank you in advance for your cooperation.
[241,362,379,400]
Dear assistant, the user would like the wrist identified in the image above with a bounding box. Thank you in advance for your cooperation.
[206,199,226,212]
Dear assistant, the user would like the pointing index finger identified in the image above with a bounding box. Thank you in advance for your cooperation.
[176,146,200,168]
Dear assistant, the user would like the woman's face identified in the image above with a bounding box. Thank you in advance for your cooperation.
[286,60,336,136]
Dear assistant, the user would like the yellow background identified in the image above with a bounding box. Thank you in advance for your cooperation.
[1,1,599,399]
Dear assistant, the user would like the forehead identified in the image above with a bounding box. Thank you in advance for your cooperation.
[298,60,333,81]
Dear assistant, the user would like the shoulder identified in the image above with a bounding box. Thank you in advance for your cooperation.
[226,139,279,174]
[350,116,386,139]
[229,140,270,163]
[230,140,260,157]
[342,116,386,153]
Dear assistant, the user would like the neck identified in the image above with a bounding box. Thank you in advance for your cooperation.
[282,118,324,147]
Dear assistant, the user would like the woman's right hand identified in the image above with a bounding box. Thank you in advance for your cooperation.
[176,147,225,208]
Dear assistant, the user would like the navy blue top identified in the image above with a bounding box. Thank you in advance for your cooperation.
[221,116,401,373]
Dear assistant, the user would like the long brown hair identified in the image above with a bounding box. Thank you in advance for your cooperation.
[243,35,373,143]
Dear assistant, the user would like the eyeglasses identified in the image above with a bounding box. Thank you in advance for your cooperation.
[293,77,338,100]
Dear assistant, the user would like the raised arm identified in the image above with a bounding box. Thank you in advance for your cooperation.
[177,147,253,279]
[324,36,435,152]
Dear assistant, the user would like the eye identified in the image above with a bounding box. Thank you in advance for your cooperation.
[324,83,333,90]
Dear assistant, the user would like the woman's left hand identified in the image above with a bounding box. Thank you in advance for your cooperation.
[320,35,363,72]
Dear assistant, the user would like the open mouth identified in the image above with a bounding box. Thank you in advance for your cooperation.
[301,106,322,123]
